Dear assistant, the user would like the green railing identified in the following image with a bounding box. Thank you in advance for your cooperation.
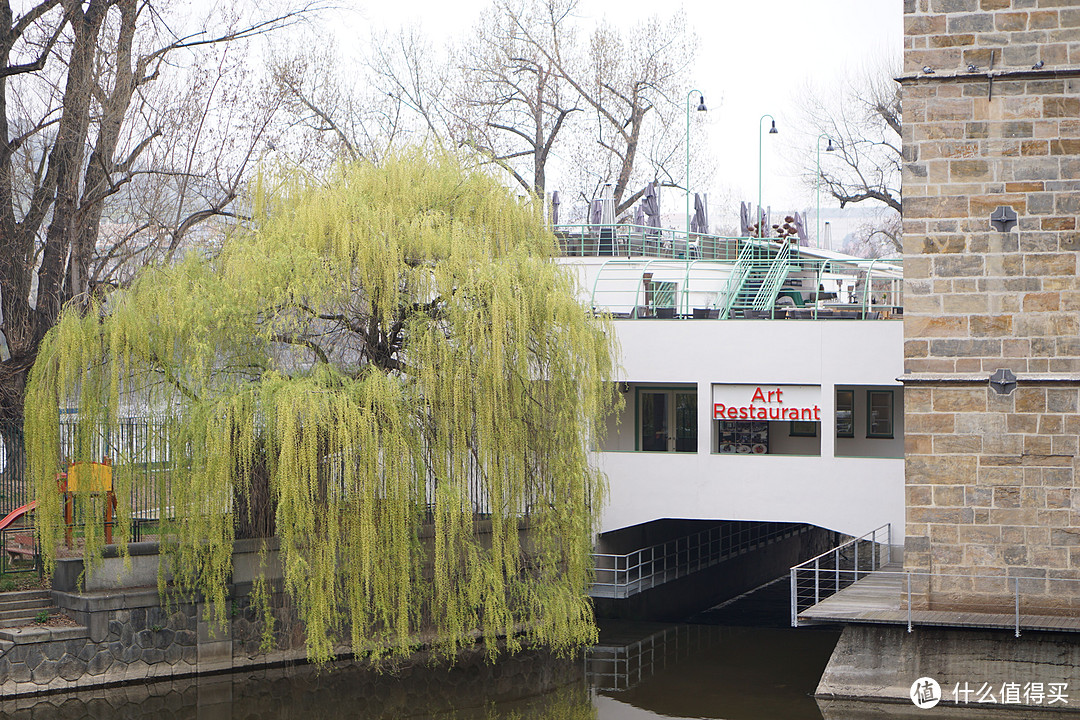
[555,224,749,262]
[718,241,757,319]
[587,256,902,320]
[751,241,793,311]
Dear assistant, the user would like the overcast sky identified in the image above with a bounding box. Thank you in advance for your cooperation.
[340,0,902,231]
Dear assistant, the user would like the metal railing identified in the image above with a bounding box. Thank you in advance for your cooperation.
[556,224,748,262]
[718,241,756,319]
[586,256,903,321]
[751,240,793,311]
[0,420,27,516]
[0,521,40,576]
[789,524,893,627]
[586,624,716,691]
[591,521,804,599]
[790,525,1080,637]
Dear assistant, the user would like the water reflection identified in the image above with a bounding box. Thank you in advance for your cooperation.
[0,622,842,720]
[0,648,592,720]
[589,621,839,720]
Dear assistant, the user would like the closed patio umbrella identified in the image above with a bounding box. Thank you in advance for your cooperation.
[739,201,752,236]
[598,183,615,256]
[692,193,709,235]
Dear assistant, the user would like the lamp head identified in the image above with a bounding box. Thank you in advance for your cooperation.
[825,138,835,152]
[697,94,707,112]
[769,119,778,134]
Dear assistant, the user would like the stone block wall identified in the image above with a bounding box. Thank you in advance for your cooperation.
[901,0,1080,612]
[0,585,308,697]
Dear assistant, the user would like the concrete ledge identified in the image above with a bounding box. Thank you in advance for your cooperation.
[818,697,1080,719]
[818,624,1080,709]
[0,625,89,643]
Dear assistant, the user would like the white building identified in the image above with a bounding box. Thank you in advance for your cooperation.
[555,225,905,580]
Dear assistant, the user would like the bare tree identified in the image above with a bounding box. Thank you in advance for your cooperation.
[567,12,694,214]
[450,0,580,196]
[269,1,700,222]
[269,26,454,172]
[841,210,902,259]
[0,0,314,420]
[368,1,698,217]
[798,63,902,253]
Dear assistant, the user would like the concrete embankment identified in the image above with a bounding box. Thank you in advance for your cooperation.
[0,529,563,698]
[817,624,1080,713]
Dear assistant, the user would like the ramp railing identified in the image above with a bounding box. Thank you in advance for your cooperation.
[591,521,804,599]
[789,523,893,627]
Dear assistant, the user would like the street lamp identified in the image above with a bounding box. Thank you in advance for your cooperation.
[683,90,706,316]
[757,114,778,238]
[686,90,707,248]
[816,134,836,248]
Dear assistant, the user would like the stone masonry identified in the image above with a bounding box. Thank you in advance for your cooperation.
[901,0,1080,612]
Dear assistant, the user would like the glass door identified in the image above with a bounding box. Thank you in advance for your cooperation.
[674,392,698,452]
[638,388,697,452]
[639,391,669,452]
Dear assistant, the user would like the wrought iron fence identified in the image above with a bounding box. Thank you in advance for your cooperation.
[0,521,39,576]
[0,417,172,547]
[0,420,27,517]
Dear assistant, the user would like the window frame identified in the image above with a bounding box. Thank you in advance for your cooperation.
[836,389,855,438]
[866,389,894,439]
[635,385,698,453]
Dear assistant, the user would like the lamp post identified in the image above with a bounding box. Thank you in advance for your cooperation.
[686,90,707,248]
[757,114,778,238]
[816,134,835,248]
[683,90,706,316]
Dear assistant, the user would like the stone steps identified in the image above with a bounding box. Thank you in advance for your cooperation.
[0,590,58,628]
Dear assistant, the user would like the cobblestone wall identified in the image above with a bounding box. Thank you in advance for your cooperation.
[901,0,1080,611]
[0,583,309,697]
[0,600,199,695]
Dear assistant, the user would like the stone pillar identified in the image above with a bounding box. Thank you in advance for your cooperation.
[901,0,1080,613]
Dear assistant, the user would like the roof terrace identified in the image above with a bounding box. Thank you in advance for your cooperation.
[555,224,902,321]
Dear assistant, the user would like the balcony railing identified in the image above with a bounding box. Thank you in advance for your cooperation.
[583,254,903,320]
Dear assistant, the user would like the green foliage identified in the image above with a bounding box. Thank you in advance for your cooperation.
[34,609,49,624]
[25,152,619,664]
[0,577,15,592]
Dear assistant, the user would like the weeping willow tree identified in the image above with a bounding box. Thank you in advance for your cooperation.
[23,151,619,664]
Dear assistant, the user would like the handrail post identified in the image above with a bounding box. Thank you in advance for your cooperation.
[835,548,840,592]
[814,558,820,605]
[1015,577,1021,638]
[888,523,893,565]
[791,568,798,627]
[855,540,860,582]
[907,572,912,632]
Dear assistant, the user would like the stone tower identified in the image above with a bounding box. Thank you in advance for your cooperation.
[901,0,1080,612]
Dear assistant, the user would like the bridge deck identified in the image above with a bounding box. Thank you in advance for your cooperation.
[798,564,1080,633]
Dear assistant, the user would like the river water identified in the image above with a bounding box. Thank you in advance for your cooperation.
[3,580,846,720]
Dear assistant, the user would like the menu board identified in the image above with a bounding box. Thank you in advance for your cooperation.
[717,420,769,455]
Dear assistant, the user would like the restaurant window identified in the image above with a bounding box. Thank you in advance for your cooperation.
[867,390,894,438]
[638,387,697,452]
[836,389,855,438]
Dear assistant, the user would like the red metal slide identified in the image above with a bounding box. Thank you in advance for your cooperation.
[0,500,37,532]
